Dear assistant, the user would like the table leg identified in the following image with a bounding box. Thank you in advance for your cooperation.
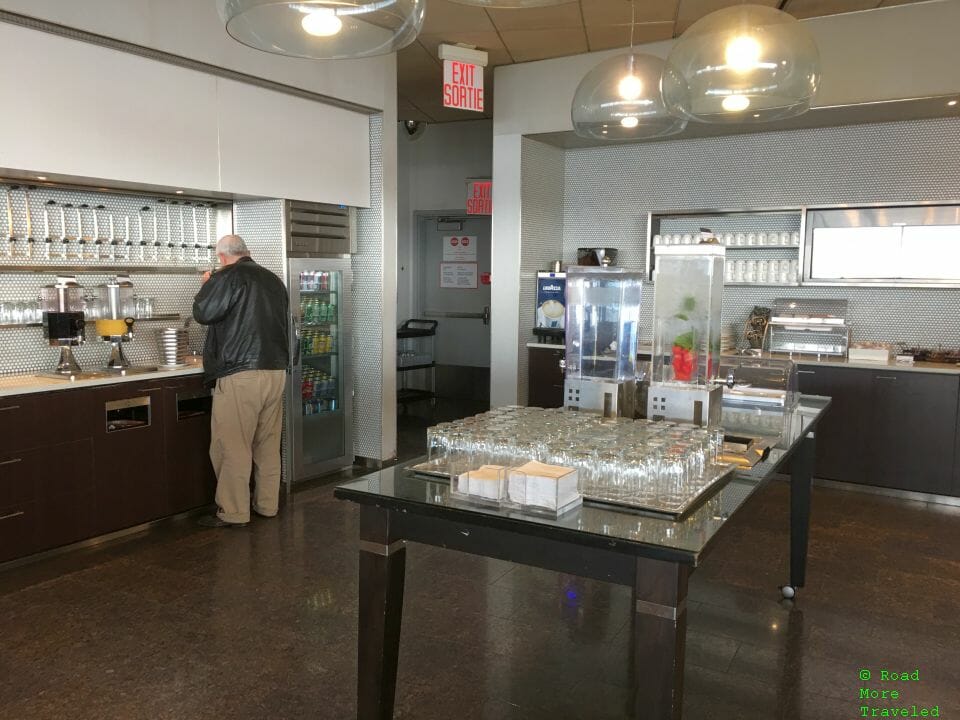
[357,506,407,720]
[630,557,690,720]
[789,433,815,592]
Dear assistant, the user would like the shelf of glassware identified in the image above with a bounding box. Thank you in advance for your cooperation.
[0,313,181,330]
[0,263,208,275]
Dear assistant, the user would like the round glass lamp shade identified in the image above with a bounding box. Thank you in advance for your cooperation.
[218,0,424,60]
[662,4,820,123]
[571,54,687,141]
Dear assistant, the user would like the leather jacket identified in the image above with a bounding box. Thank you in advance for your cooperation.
[193,257,289,386]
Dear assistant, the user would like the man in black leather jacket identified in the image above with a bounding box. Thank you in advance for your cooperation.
[192,234,289,528]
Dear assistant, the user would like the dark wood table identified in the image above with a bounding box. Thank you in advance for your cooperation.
[335,396,830,719]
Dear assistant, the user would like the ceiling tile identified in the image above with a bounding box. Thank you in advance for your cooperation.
[417,32,514,66]
[581,0,679,26]
[397,42,442,94]
[675,0,778,33]
[487,3,584,31]
[785,0,880,18]
[585,22,675,51]
[420,0,496,34]
[499,27,589,62]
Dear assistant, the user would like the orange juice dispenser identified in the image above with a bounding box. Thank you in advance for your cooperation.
[94,275,137,370]
[647,243,725,426]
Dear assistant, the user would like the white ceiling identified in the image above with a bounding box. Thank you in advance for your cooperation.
[398,0,931,122]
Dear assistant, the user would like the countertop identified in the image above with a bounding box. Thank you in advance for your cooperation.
[527,341,960,375]
[0,365,204,398]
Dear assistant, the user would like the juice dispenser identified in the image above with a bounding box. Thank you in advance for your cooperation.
[562,267,643,418]
[40,275,85,375]
[647,243,725,425]
[94,275,136,370]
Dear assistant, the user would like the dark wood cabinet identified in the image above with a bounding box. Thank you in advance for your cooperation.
[528,346,565,408]
[865,371,958,495]
[90,381,169,534]
[798,365,959,496]
[162,377,216,514]
[0,373,215,565]
[796,365,872,485]
[0,438,95,562]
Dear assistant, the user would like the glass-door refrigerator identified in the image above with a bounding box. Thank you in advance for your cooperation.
[287,257,353,481]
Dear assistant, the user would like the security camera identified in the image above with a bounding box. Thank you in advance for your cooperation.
[402,119,426,139]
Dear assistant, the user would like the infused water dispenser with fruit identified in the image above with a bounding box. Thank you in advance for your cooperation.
[647,244,725,425]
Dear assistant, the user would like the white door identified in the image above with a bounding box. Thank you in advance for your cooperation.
[418,216,491,369]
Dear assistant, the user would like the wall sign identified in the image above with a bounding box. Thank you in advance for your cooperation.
[440,262,478,289]
[466,180,492,215]
[443,235,477,262]
[439,44,488,113]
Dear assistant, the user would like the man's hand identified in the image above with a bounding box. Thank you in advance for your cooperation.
[201,271,212,284]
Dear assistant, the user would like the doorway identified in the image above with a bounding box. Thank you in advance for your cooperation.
[396,213,492,461]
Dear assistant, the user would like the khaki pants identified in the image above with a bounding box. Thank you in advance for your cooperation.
[210,369,286,523]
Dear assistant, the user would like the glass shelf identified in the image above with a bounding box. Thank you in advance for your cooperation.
[0,264,209,275]
[0,313,181,330]
[302,352,338,359]
[301,290,338,295]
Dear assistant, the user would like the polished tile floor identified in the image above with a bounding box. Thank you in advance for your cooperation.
[1,477,959,720]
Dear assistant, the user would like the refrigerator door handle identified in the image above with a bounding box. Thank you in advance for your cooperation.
[293,316,302,368]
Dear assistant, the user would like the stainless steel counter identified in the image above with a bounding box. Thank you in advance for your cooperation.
[0,365,204,398]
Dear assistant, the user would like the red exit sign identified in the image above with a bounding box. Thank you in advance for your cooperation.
[467,180,492,215]
[443,59,484,112]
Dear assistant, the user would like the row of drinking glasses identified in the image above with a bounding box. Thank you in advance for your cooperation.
[0,296,158,325]
[426,407,726,511]
[655,231,800,247]
[725,259,800,284]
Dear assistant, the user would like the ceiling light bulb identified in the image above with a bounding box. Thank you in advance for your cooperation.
[620,116,640,128]
[722,94,750,112]
[302,8,343,37]
[725,34,761,73]
[617,74,643,100]
[949,100,958,106]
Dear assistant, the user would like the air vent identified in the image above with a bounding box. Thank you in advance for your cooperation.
[286,200,356,255]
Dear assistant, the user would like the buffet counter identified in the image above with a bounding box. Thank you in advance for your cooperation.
[0,365,204,398]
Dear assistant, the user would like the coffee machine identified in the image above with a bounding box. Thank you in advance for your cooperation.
[562,267,643,418]
[647,243,725,426]
[41,275,86,375]
[94,275,136,370]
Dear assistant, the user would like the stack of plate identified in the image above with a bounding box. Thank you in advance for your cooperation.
[158,327,189,367]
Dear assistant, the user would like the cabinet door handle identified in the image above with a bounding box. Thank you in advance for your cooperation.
[0,405,20,411]
[875,375,898,380]
[0,511,25,521]
[0,457,22,466]
[797,370,816,375]
[141,387,163,392]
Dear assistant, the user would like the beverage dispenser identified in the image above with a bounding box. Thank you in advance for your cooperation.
[40,275,85,374]
[647,243,725,425]
[94,275,136,369]
[562,267,643,418]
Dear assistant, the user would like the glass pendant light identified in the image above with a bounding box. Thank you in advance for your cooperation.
[218,0,425,60]
[571,53,686,141]
[661,4,820,123]
[570,1,685,141]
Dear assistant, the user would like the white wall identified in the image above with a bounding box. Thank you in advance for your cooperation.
[0,0,388,110]
[396,119,492,322]
[0,21,375,206]
[489,0,960,406]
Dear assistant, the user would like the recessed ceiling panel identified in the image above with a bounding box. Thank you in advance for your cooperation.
[675,0,779,32]
[785,0,881,19]
[500,28,589,62]
[420,0,497,34]
[487,3,585,31]
[581,0,679,26]
[585,22,675,51]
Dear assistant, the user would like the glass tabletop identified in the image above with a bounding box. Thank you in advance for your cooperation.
[335,395,830,564]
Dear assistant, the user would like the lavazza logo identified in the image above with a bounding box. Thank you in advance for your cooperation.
[542,284,562,292]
